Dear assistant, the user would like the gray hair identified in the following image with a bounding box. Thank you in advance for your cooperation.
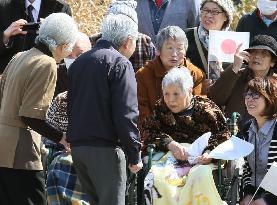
[162,67,194,93]
[36,13,78,52]
[101,14,138,48]
[156,26,188,51]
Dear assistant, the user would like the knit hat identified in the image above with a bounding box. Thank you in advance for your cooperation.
[246,35,277,58]
[107,0,138,24]
[201,0,235,29]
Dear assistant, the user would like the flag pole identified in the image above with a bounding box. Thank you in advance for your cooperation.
[207,60,210,80]
[246,186,261,205]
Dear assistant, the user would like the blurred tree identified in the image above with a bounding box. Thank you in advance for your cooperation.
[231,0,257,30]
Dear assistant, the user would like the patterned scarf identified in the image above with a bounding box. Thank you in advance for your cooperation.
[197,25,209,50]
[197,24,230,50]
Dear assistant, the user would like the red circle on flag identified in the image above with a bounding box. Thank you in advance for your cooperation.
[221,39,237,54]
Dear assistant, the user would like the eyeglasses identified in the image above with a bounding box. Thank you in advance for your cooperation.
[200,8,224,16]
[243,92,261,100]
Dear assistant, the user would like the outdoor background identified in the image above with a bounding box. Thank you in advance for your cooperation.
[65,0,257,36]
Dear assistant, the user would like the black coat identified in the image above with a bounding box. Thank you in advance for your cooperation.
[0,0,71,73]
[236,9,277,42]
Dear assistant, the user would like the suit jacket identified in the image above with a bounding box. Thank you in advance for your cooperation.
[136,0,200,43]
[0,0,71,73]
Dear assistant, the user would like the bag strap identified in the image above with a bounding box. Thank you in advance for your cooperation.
[193,27,208,73]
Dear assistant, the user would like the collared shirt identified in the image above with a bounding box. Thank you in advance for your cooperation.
[149,0,169,35]
[247,118,277,187]
[25,0,42,22]
[260,14,277,27]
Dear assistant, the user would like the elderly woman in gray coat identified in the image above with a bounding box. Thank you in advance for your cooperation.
[0,13,78,205]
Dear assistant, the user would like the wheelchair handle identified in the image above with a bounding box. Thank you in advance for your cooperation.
[147,144,156,171]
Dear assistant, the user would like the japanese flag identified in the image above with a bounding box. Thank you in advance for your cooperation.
[208,30,250,63]
[260,162,277,196]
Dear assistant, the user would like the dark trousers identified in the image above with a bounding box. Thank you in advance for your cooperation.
[72,146,127,205]
[0,167,46,205]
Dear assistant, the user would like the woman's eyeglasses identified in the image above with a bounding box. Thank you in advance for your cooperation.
[243,92,261,100]
[200,8,224,16]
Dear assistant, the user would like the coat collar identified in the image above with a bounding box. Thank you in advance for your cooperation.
[152,56,187,77]
[34,41,53,57]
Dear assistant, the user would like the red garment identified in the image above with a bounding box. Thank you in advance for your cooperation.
[155,0,163,8]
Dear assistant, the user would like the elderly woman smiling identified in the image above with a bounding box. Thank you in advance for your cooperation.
[136,26,204,128]
[142,68,230,205]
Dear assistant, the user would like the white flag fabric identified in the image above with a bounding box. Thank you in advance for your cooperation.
[208,30,250,63]
[260,162,277,196]
[208,136,254,160]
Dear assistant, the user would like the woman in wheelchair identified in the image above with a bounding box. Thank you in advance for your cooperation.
[141,67,230,205]
[240,77,277,205]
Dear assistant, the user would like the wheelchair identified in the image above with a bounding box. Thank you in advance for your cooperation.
[131,112,243,205]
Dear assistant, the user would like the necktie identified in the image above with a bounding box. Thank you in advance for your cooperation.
[155,0,163,8]
[27,5,35,22]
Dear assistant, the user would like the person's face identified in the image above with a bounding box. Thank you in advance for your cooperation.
[53,44,72,63]
[252,198,268,205]
[163,84,192,113]
[157,38,186,70]
[249,49,275,75]
[200,1,228,31]
[244,90,266,118]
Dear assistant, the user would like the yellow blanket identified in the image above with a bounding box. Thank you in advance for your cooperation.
[144,152,224,205]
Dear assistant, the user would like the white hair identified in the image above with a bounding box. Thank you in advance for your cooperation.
[162,67,194,93]
[156,26,188,51]
[101,14,138,48]
[36,13,78,52]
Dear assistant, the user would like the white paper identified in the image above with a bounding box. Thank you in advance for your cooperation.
[208,136,254,160]
[208,30,250,63]
[186,132,211,164]
[260,162,277,196]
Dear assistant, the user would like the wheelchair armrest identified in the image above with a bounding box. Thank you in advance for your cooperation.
[146,144,156,171]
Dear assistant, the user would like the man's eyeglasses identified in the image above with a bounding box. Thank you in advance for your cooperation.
[243,92,261,100]
[200,8,224,16]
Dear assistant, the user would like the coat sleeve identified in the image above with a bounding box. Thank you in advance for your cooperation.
[208,64,241,106]
[136,70,152,129]
[110,60,142,165]
[186,60,205,95]
[241,158,255,197]
[142,108,174,153]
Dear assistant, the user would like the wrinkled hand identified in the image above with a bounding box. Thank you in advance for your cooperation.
[168,141,188,161]
[59,134,71,153]
[197,152,212,165]
[233,44,250,74]
[129,161,143,173]
[3,19,27,43]
[141,34,151,46]
[240,195,253,205]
